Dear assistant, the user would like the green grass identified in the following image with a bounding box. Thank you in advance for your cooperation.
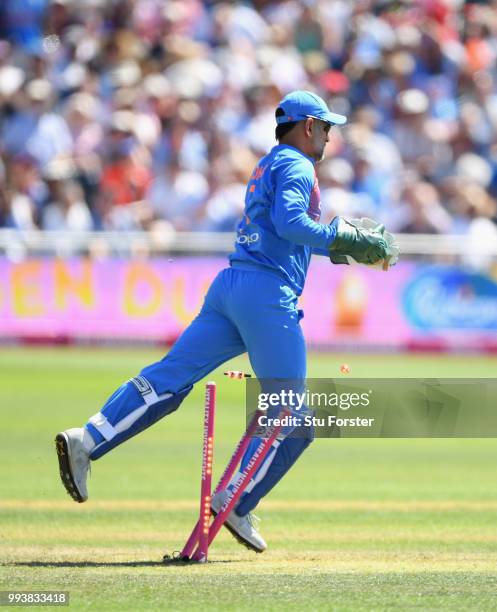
[1,347,497,610]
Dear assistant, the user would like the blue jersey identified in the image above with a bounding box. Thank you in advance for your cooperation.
[229,144,337,295]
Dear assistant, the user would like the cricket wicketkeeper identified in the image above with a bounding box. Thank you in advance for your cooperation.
[56,90,397,553]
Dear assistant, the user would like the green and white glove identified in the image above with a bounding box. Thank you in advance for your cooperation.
[329,217,400,270]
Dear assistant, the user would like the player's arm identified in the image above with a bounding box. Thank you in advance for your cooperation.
[271,160,389,264]
[271,161,337,250]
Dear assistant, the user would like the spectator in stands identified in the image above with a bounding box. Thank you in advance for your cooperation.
[146,155,209,231]
[2,79,73,170]
[98,112,153,230]
[41,178,92,231]
[397,180,452,234]
[3,153,46,230]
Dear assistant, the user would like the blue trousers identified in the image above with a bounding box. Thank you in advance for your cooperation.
[86,267,313,514]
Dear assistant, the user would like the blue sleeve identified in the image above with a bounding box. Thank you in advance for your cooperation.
[271,158,337,250]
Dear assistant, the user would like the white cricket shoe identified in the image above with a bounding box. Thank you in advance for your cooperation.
[211,490,267,553]
[55,428,90,503]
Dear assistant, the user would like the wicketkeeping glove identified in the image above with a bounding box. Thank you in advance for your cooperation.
[329,217,400,270]
[329,216,388,265]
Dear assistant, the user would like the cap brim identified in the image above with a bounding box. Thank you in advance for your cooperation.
[277,111,348,126]
[322,111,347,125]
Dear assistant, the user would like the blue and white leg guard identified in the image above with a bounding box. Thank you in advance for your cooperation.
[86,376,192,460]
[229,401,314,517]
[234,428,313,516]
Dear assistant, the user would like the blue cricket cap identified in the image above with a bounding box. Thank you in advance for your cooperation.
[275,90,347,126]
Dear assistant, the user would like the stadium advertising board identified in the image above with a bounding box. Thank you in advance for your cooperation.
[0,258,496,350]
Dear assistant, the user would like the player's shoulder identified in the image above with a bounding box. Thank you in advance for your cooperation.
[271,145,315,182]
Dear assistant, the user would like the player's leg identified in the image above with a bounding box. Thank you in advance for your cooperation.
[233,313,311,517]
[56,273,246,502]
[211,269,312,550]
[232,270,312,512]
[86,308,245,460]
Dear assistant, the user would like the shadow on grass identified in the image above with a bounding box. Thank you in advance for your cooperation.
[4,559,235,568]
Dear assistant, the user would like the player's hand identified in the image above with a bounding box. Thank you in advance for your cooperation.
[329,217,389,265]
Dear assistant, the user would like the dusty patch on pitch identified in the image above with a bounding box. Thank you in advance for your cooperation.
[269,525,497,544]
[5,549,497,575]
[243,550,497,573]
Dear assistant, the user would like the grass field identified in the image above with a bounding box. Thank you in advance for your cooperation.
[1,347,497,610]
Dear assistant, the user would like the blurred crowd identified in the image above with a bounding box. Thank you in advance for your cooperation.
[1,0,497,244]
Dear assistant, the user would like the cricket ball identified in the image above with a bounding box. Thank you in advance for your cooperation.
[340,363,350,374]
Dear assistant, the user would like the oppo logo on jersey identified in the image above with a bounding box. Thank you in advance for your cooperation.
[236,232,260,245]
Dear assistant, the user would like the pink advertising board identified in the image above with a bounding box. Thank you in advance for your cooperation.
[0,257,496,350]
